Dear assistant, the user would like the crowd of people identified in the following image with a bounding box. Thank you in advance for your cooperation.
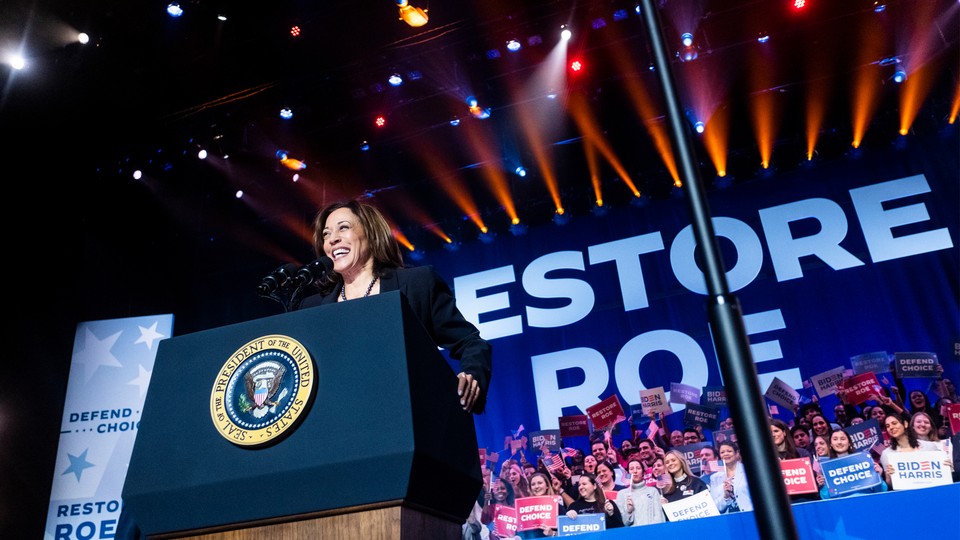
[465,375,959,539]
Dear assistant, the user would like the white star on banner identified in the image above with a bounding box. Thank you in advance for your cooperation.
[134,321,166,350]
[73,328,122,382]
[128,364,153,398]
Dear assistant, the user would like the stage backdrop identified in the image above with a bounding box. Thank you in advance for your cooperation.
[425,136,959,456]
[44,315,173,540]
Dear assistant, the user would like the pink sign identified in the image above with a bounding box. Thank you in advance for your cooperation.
[840,372,882,405]
[559,414,590,437]
[586,395,625,430]
[947,403,960,435]
[494,505,518,537]
[515,496,558,531]
[779,458,817,495]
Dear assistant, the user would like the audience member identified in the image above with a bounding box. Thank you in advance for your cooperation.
[791,425,813,454]
[596,460,625,493]
[879,413,952,490]
[816,430,887,499]
[910,411,940,442]
[565,473,624,529]
[661,450,709,503]
[614,458,665,527]
[709,441,752,513]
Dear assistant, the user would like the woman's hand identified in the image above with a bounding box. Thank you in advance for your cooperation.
[815,472,825,487]
[566,509,578,520]
[540,525,557,537]
[604,500,615,515]
[626,494,634,513]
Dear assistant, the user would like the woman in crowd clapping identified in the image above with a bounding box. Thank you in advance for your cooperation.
[565,473,624,528]
[661,450,709,503]
[709,441,753,513]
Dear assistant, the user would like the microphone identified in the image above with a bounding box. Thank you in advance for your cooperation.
[256,263,299,296]
[292,256,335,287]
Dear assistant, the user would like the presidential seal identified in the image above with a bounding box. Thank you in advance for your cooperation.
[209,334,315,447]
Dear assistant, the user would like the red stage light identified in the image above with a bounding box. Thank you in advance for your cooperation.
[793,0,806,9]
[290,25,301,37]
[375,115,387,128]
[570,59,583,72]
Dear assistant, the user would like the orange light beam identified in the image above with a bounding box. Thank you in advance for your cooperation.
[567,91,641,196]
[392,228,415,251]
[411,138,487,233]
[899,60,940,135]
[747,47,781,169]
[702,105,729,176]
[461,122,519,224]
[512,101,562,213]
[607,47,679,184]
[950,82,960,124]
[851,16,886,148]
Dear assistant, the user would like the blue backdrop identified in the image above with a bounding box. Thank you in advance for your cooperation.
[425,132,959,456]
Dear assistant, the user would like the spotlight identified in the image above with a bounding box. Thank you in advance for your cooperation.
[449,117,461,126]
[166,3,183,17]
[873,3,886,13]
[217,14,227,21]
[77,32,90,45]
[279,107,293,119]
[443,239,461,252]
[560,25,572,41]
[893,69,906,83]
[681,32,693,47]
[360,141,370,151]
[197,149,208,160]
[478,231,496,244]
[235,190,244,199]
[290,26,301,37]
[630,194,650,207]
[409,249,426,261]
[506,39,522,52]
[132,170,142,180]
[397,0,429,27]
[591,202,609,217]
[694,121,705,133]
[375,115,387,127]
[515,166,527,177]
[757,33,770,43]
[570,59,583,72]
[552,209,571,226]
[612,9,628,21]
[715,174,733,189]
[388,73,403,86]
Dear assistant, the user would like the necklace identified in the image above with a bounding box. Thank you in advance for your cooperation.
[341,275,379,301]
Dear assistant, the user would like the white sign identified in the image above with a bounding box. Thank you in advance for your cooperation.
[662,489,720,521]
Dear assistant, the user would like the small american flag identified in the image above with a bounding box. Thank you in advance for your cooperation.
[562,447,578,458]
[545,454,565,473]
[645,421,659,439]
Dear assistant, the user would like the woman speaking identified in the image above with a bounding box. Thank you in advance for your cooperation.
[299,199,492,413]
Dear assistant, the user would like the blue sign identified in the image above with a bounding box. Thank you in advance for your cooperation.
[558,513,606,536]
[820,453,882,497]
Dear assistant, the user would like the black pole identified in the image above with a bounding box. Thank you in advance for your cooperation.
[638,2,799,539]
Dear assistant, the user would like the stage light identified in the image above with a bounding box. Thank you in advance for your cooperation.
[279,107,293,119]
[591,202,609,217]
[449,117,460,126]
[132,170,142,180]
[757,33,770,43]
[407,70,423,80]
[166,3,183,17]
[893,69,906,83]
[873,3,886,13]
[570,59,583,72]
[290,26,301,37]
[506,39,522,52]
[442,239,461,252]
[793,0,806,9]
[217,14,227,21]
[553,209,571,226]
[613,9,628,21]
[560,25,572,41]
[694,121,705,133]
[375,115,387,127]
[485,49,501,60]
[292,173,300,182]
[198,149,208,160]
[360,141,370,151]
[478,231,496,244]
[515,166,527,177]
[681,32,693,47]
[591,18,607,29]
[235,190,244,199]
[78,33,90,45]
[5,53,25,70]
[388,73,403,86]
[409,249,425,261]
[397,0,428,27]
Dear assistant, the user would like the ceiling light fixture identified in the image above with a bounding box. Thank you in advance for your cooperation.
[397,0,428,28]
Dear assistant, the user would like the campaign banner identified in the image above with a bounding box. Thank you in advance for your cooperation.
[629,404,647,427]
[764,377,800,410]
[531,429,561,453]
[820,453,882,497]
[888,450,951,490]
[840,372,882,405]
[675,442,710,475]
[640,387,672,415]
[494,504,519,537]
[515,496,559,531]
[843,418,882,453]
[893,352,940,378]
[45,315,173,540]
[684,402,720,430]
[779,458,817,494]
[662,489,721,522]
[559,415,590,438]
[426,169,959,473]
[557,513,606,536]
[701,386,727,407]
[479,448,487,466]
[850,351,891,375]
[586,395,625,430]
[670,382,701,405]
[810,366,846,398]
[947,403,960,434]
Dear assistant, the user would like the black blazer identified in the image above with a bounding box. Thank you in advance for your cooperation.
[299,265,492,412]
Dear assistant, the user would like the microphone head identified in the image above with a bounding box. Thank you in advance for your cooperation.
[293,256,335,287]
[257,263,300,296]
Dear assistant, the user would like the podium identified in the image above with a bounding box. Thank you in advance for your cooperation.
[122,291,482,539]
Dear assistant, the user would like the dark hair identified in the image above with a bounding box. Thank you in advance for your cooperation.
[885,414,920,450]
[576,473,607,513]
[311,199,405,292]
[827,430,853,458]
[790,424,809,437]
[492,477,516,506]
[770,418,802,459]
[718,440,740,455]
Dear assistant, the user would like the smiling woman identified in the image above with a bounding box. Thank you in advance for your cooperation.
[297,199,493,414]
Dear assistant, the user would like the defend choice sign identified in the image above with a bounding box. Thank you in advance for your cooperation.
[893,352,939,378]
[557,513,606,536]
[515,496,559,531]
[779,458,817,495]
[662,489,720,521]
[820,453,882,497]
